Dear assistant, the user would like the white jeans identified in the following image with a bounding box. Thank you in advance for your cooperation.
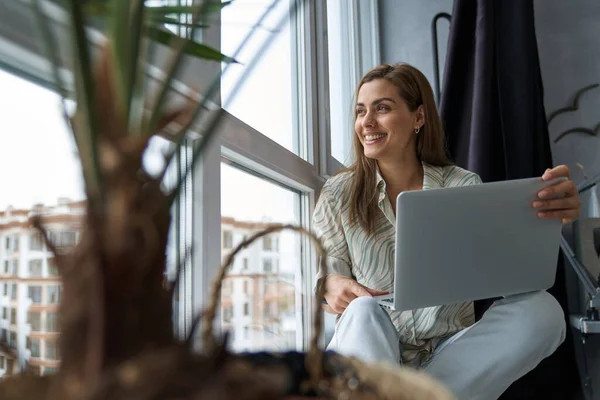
[326,291,566,400]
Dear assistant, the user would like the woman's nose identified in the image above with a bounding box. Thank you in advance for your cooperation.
[362,111,376,128]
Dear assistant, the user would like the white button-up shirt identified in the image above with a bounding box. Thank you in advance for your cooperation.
[313,161,483,364]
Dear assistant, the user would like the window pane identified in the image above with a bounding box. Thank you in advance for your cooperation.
[221,0,300,155]
[0,66,183,376]
[326,0,354,165]
[220,163,302,352]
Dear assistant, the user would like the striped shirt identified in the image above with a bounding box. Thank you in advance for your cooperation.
[313,161,483,364]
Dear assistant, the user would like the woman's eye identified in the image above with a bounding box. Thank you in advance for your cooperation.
[377,105,389,111]
[356,108,365,115]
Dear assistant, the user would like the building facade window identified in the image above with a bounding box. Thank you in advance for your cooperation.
[27,337,41,357]
[47,285,61,304]
[28,286,42,304]
[30,233,43,251]
[45,340,59,360]
[28,259,43,277]
[222,230,233,249]
[27,311,41,331]
[46,312,58,333]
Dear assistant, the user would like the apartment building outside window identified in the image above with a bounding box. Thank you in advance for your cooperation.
[47,285,61,304]
[28,259,42,278]
[28,286,42,304]
[27,311,41,331]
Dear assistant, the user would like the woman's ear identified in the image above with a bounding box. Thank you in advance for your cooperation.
[416,105,425,126]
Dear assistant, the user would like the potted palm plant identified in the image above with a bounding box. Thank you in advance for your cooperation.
[0,1,455,398]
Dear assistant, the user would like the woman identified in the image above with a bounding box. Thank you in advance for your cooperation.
[313,63,581,400]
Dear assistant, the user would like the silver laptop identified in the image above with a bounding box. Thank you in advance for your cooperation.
[376,177,566,311]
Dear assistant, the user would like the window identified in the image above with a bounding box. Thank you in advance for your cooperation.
[43,367,57,375]
[28,311,41,331]
[30,233,43,250]
[49,230,78,249]
[222,231,233,249]
[0,329,5,341]
[4,237,9,250]
[28,259,43,277]
[28,286,42,304]
[46,312,58,333]
[243,280,249,294]
[221,0,299,155]
[10,283,17,300]
[263,236,273,251]
[45,340,59,360]
[8,332,17,347]
[243,326,249,340]
[47,285,61,304]
[27,337,40,358]
[10,308,16,325]
[220,164,302,352]
[263,258,273,273]
[243,258,249,270]
[3,260,10,274]
[2,307,6,320]
[223,306,233,323]
[0,355,4,369]
[3,283,7,296]
[48,258,59,277]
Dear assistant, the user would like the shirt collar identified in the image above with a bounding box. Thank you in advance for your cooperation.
[375,161,444,194]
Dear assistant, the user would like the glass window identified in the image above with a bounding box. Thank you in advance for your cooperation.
[326,0,355,166]
[28,286,42,304]
[30,233,43,251]
[0,355,4,369]
[222,230,233,249]
[45,340,59,360]
[220,0,300,156]
[27,337,40,358]
[2,307,6,319]
[48,258,59,277]
[10,283,16,300]
[220,163,302,352]
[47,285,61,304]
[10,308,16,325]
[46,312,58,333]
[263,236,273,251]
[28,260,43,277]
[263,258,273,273]
[27,311,41,331]
[3,260,10,274]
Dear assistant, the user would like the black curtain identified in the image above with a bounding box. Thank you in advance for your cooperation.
[439,1,580,399]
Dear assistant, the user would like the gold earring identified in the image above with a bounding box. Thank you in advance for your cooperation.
[414,126,421,134]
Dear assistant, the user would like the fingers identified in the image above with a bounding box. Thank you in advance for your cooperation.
[328,298,350,314]
[537,179,577,200]
[365,287,390,296]
[534,174,581,223]
[537,208,580,224]
[542,165,570,181]
[349,280,372,298]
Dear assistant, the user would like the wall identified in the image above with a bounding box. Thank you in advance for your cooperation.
[535,1,600,398]
[379,0,453,90]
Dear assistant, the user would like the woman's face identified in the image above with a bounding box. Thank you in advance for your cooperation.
[354,79,421,162]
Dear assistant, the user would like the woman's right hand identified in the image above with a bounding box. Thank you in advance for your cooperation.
[323,274,389,314]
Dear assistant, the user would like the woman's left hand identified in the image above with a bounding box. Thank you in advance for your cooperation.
[533,165,581,224]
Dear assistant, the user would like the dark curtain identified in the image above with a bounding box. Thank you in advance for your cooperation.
[439,0,580,399]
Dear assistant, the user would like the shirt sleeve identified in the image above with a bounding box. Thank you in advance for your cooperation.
[465,172,483,186]
[312,184,353,293]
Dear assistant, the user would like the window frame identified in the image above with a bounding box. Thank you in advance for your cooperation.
[0,0,380,352]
